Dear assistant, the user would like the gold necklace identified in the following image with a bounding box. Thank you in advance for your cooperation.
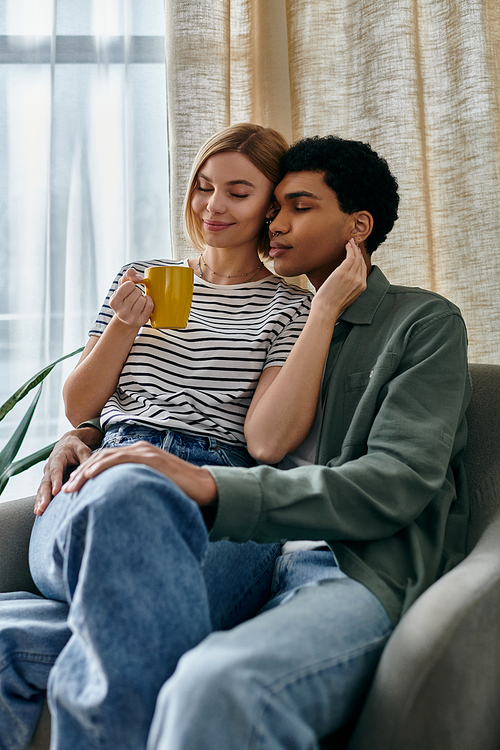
[197,252,264,282]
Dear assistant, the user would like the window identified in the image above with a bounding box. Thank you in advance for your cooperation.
[0,0,169,500]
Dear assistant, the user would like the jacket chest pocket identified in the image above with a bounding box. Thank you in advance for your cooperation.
[346,368,374,392]
[342,352,397,442]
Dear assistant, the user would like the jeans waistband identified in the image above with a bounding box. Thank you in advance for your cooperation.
[104,423,245,452]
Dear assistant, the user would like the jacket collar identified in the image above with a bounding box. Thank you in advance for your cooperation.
[339,265,390,325]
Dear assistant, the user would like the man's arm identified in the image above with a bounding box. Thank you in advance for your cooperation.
[38,302,469,547]
[34,425,104,515]
[207,308,470,544]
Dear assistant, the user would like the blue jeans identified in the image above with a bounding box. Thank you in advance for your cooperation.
[0,432,278,750]
[148,552,393,750]
[0,467,392,749]
[100,424,256,469]
[97,426,273,632]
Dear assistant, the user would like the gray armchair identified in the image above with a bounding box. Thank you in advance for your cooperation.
[1,364,499,750]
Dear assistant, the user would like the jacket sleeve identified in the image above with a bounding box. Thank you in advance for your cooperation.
[208,309,470,544]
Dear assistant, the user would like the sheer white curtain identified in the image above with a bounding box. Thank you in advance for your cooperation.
[0,0,170,500]
[165,0,500,366]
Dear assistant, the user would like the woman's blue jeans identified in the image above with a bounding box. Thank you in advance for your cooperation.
[100,423,256,469]
[0,429,279,750]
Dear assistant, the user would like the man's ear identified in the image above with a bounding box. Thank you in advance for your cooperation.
[350,211,373,245]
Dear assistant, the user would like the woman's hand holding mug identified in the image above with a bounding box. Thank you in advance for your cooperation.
[110,265,194,330]
[110,268,154,328]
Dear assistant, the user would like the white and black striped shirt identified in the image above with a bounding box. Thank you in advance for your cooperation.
[90,259,313,446]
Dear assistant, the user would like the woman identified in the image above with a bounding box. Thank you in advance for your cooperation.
[13,125,366,747]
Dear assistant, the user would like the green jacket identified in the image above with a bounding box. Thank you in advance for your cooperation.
[209,266,471,624]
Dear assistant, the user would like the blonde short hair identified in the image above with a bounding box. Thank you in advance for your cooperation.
[183,123,289,257]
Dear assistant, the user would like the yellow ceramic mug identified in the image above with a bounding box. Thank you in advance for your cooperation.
[142,265,194,329]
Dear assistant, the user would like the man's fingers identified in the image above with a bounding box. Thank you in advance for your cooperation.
[63,449,127,493]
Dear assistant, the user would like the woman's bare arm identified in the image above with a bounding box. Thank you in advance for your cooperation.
[63,269,153,426]
[244,241,367,464]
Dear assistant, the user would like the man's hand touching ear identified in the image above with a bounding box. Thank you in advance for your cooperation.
[312,238,368,320]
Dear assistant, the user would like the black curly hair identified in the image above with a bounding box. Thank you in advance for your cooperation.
[280,135,399,255]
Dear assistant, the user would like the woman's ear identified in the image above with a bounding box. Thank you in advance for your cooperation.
[266,199,280,221]
[351,211,373,245]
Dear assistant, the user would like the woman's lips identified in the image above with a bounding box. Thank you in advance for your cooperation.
[203,220,235,232]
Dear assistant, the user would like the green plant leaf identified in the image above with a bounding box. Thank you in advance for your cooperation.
[0,440,57,496]
[0,346,84,422]
[0,386,43,494]
[8,441,57,477]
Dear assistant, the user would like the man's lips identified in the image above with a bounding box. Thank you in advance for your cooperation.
[203,220,235,232]
[269,242,292,258]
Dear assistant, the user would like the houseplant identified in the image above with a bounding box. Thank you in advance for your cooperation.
[0,347,84,496]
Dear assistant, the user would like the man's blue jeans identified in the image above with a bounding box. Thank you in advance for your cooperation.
[0,464,392,750]
[148,551,393,750]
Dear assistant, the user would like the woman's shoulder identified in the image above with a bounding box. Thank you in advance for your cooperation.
[266,274,314,302]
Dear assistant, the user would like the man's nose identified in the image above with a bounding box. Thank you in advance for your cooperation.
[269,216,287,236]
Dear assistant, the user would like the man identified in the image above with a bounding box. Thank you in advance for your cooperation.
[1,136,470,750]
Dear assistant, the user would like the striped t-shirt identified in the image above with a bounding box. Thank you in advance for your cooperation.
[90,259,313,446]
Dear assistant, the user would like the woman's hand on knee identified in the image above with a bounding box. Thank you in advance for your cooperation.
[34,428,101,515]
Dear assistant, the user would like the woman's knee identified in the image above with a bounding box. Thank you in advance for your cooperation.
[31,464,209,596]
[41,464,203,534]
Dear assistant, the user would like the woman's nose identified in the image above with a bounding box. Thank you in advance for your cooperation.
[206,191,224,214]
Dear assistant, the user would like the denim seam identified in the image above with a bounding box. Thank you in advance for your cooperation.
[244,633,392,749]
[268,632,391,696]
[0,651,59,669]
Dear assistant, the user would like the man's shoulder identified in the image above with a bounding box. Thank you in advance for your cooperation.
[369,266,463,319]
[346,266,464,328]
[385,280,463,316]
[375,276,468,346]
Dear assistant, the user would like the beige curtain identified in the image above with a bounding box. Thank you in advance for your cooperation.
[165,0,500,365]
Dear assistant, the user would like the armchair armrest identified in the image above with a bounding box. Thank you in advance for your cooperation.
[0,496,39,594]
[347,513,500,750]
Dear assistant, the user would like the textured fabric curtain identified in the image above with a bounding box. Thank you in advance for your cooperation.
[0,0,169,500]
[165,0,500,365]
